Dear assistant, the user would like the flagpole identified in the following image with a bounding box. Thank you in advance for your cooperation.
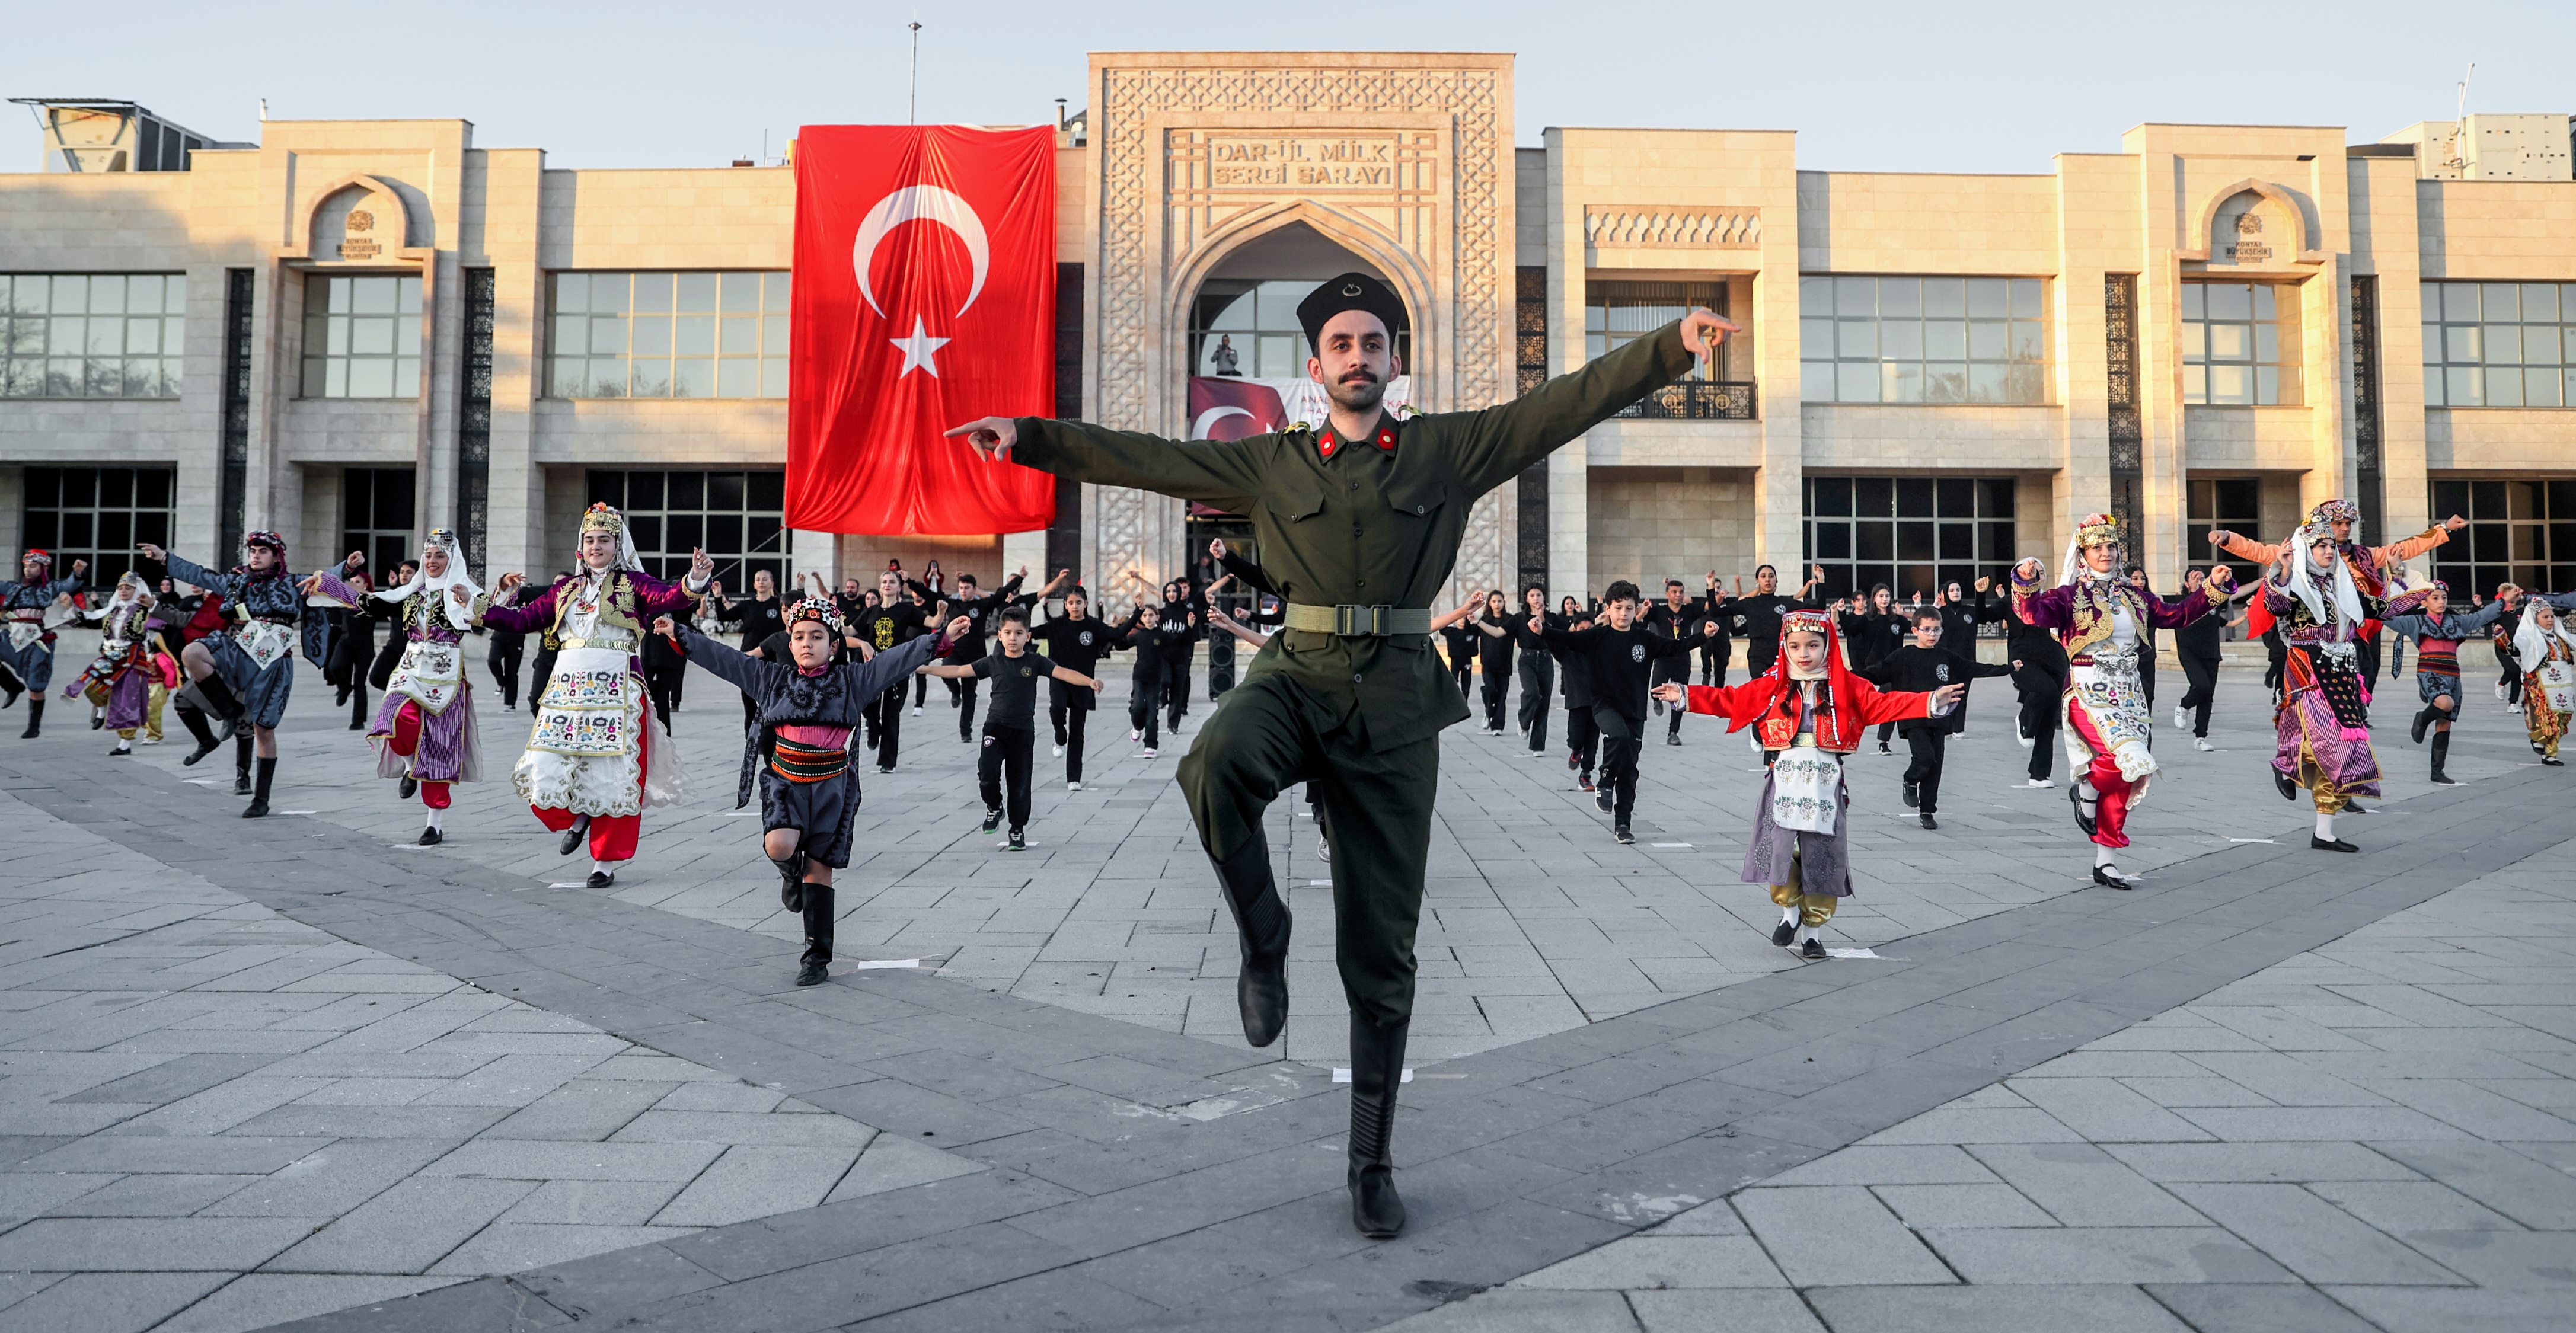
[908,21,922,124]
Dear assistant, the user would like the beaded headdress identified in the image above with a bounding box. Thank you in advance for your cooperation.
[20,549,50,571]
[786,596,844,635]
[579,504,624,537]
[244,530,286,555]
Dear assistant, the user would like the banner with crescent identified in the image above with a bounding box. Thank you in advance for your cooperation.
[1186,375,1412,441]
[787,125,1056,536]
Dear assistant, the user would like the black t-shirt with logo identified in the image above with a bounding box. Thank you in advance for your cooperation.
[972,649,1048,731]
[1032,615,1110,712]
[848,602,928,654]
[1540,622,1704,723]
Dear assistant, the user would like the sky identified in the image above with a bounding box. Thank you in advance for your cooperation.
[5,1,2568,175]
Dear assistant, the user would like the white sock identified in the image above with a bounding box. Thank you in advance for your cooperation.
[424,808,443,832]
[593,858,613,875]
[2315,813,2334,840]
[2094,843,2117,868]
[1780,904,1801,925]
[1798,924,1820,944]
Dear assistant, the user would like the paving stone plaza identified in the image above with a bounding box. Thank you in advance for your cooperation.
[1,654,2570,1332]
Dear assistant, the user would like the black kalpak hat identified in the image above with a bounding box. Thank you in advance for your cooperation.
[1296,271,1407,349]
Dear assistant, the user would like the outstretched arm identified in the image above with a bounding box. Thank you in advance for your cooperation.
[950,417,1269,514]
[671,622,784,695]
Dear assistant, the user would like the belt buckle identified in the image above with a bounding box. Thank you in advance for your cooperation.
[1334,604,1388,637]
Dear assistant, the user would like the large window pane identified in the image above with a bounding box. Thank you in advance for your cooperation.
[2183,281,2300,405]
[2422,279,2576,414]
[589,469,787,587]
[299,274,420,399]
[548,271,793,399]
[1801,274,2048,404]
[2,273,184,398]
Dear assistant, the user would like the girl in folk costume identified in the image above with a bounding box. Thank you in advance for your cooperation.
[471,503,713,888]
[2380,574,2508,785]
[666,597,968,984]
[1655,609,1964,958]
[63,571,156,755]
[0,548,90,737]
[138,536,360,817]
[304,529,487,845]
[2511,600,2576,765]
[2010,515,2235,887]
[2261,517,2387,851]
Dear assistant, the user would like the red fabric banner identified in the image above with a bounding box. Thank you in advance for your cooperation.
[787,125,1057,536]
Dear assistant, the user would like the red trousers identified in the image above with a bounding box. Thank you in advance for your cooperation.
[533,805,640,861]
[386,701,451,810]
[2084,753,2136,849]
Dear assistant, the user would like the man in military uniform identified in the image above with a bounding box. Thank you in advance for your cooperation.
[948,273,1732,1238]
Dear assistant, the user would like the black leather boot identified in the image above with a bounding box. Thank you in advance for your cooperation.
[194,675,245,743]
[2430,731,2456,785]
[18,696,42,739]
[177,705,221,765]
[233,735,254,794]
[775,851,808,913]
[797,884,834,986]
[1347,1012,1409,1239]
[243,756,276,818]
[1212,836,1290,1047]
[0,662,22,709]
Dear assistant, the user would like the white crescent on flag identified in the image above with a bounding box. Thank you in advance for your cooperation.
[851,185,990,318]
[1190,405,1253,439]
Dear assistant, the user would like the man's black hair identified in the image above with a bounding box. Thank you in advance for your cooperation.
[1665,578,1685,590]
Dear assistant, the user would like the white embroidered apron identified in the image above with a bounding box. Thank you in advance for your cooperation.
[234,621,296,672]
[1768,746,1843,833]
[2539,658,2576,715]
[527,645,637,757]
[388,640,465,715]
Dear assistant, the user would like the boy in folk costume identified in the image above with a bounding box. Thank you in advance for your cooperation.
[2381,575,2508,785]
[0,549,90,737]
[471,503,713,888]
[2010,515,2235,887]
[139,536,360,817]
[305,529,487,845]
[668,597,968,984]
[63,571,155,755]
[2259,517,2388,851]
[1657,609,1963,957]
[2511,599,2576,765]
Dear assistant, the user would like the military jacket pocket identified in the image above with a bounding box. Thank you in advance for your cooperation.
[1268,489,1327,523]
[1383,478,1446,518]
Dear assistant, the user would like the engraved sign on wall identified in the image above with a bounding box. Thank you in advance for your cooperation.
[1202,135,1404,189]
[338,206,382,261]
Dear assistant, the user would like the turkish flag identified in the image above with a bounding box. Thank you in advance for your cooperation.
[1186,377,1288,440]
[787,125,1056,536]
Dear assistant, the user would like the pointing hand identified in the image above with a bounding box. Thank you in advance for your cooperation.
[945,417,1019,460]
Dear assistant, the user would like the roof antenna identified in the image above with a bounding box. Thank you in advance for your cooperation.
[908,20,923,126]
[258,98,268,122]
[2447,63,2474,172]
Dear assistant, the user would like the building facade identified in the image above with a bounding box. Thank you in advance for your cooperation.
[4,55,2571,608]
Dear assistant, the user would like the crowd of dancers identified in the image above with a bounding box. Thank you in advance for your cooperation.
[0,496,2569,984]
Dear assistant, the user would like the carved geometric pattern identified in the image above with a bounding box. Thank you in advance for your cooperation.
[2103,274,2144,558]
[1093,63,1506,588]
[457,268,496,577]
[1584,206,1760,250]
[218,268,254,562]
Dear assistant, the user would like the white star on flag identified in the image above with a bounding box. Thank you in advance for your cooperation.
[889,315,950,378]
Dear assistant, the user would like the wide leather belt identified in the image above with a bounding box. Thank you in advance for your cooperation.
[1281,603,1432,637]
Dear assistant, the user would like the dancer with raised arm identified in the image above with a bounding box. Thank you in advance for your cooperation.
[672,596,966,983]
[2257,516,2386,851]
[2510,597,2576,765]
[1658,609,1962,957]
[139,536,356,816]
[61,570,154,755]
[305,529,487,844]
[0,549,88,737]
[946,271,1732,1238]
[2382,576,2507,785]
[2010,514,2233,886]
[471,503,712,887]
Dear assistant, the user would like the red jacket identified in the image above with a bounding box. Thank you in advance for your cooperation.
[1681,676,1932,753]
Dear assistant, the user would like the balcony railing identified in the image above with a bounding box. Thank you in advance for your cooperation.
[1613,379,1757,420]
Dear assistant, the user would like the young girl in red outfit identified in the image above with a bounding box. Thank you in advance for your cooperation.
[1658,609,1963,958]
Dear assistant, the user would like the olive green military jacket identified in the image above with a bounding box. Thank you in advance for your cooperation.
[1012,321,1696,749]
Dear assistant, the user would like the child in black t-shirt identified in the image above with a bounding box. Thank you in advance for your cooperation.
[922,606,1100,849]
[1030,585,1113,789]
[1857,608,2012,829]
[1537,580,1708,843]
[1118,605,1184,757]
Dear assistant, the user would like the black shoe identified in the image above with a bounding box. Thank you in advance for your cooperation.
[2310,835,2359,853]
[1567,751,1580,771]
[777,852,807,913]
[1594,791,1613,814]
[877,765,895,775]
[1346,1014,1409,1239]
[2429,769,2459,785]
[1213,838,1291,1049]
[417,826,443,846]
[1008,827,1026,851]
[1614,826,1635,845]
[558,814,590,856]
[2544,756,2567,767]
[1878,741,1892,756]
[2273,768,2296,801]
[587,868,617,888]
[1578,775,1595,792]
[2411,708,2433,745]
[0,681,18,709]
[398,775,417,800]
[90,713,104,731]
[981,807,1002,833]
[2092,864,2132,890]
[109,743,131,756]
[2344,801,2368,815]
[1902,782,1919,808]
[1919,813,1937,830]
[2068,784,2096,836]
[795,957,829,987]
[1664,734,1681,747]
[241,797,269,818]
[234,772,253,795]
[243,756,275,819]
[1770,919,1798,947]
[347,719,365,731]
[1800,938,1827,960]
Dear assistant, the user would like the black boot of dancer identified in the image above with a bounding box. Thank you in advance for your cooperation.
[243,756,276,818]
[2430,731,2456,785]
[796,883,834,986]
[191,674,246,743]
[774,850,808,913]
[18,696,42,739]
[0,661,22,709]
[2410,704,2439,746]
[232,734,254,794]
[1211,836,1291,1047]
[1347,1012,1410,1239]
[558,813,590,856]
[177,705,221,765]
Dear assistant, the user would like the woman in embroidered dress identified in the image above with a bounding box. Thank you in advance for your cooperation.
[665,597,967,984]
[2010,514,2233,887]
[2260,518,2387,852]
[139,536,358,818]
[1657,609,1962,958]
[2511,599,2576,765]
[63,571,155,756]
[305,529,487,845]
[470,504,712,888]
[2381,575,2508,786]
